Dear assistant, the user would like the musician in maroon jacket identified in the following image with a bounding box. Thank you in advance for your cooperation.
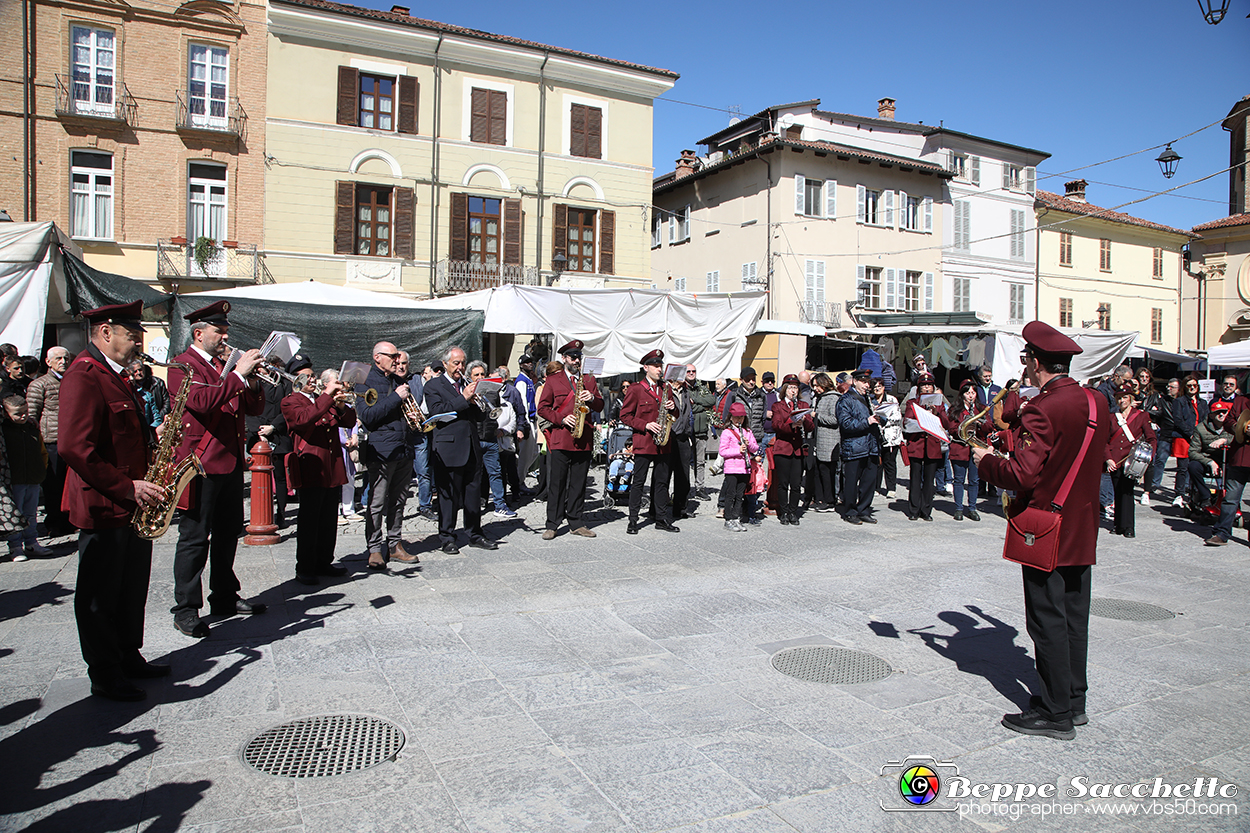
[1105,382,1156,539]
[975,321,1110,740]
[771,374,813,526]
[620,349,680,535]
[536,340,603,540]
[903,372,952,522]
[281,355,356,584]
[166,300,266,639]
[60,302,170,701]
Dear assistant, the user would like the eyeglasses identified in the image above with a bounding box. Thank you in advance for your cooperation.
[1186,384,1199,390]
[378,352,401,360]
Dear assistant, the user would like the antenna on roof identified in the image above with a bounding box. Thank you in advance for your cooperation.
[728,104,742,125]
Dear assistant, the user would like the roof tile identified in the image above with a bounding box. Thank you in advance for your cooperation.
[1191,213,1250,232]
[1035,190,1198,238]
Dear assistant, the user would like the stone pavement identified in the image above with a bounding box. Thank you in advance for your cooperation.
[0,471,1247,832]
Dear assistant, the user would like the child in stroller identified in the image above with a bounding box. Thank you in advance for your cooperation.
[607,438,634,503]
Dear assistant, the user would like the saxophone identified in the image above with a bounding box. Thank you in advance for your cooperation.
[655,383,677,446]
[957,380,1017,458]
[572,372,590,439]
[132,353,206,539]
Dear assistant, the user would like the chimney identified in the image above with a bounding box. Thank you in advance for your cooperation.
[1064,179,1088,202]
[390,4,410,14]
[675,149,698,179]
[877,97,896,121]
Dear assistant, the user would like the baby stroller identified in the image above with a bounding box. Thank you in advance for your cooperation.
[603,426,634,507]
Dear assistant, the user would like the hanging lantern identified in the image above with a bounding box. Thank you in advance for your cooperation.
[1195,0,1232,24]
[1156,144,1182,179]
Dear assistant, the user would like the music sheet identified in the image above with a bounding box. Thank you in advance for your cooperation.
[912,404,950,442]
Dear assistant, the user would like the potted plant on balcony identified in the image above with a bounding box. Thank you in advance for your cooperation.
[193,236,217,274]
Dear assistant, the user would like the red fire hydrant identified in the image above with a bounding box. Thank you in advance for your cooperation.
[245,438,280,545]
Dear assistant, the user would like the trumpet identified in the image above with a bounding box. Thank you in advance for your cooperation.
[474,393,504,420]
[313,379,355,406]
[402,393,437,432]
[256,363,302,387]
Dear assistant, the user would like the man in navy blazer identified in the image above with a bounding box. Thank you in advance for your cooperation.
[424,346,495,554]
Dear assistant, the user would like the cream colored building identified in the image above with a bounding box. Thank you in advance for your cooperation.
[1035,181,1194,351]
[264,0,676,299]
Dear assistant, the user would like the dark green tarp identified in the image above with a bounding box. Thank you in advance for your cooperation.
[169,294,485,371]
[61,251,173,318]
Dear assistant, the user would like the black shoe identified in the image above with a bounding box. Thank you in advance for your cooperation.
[921,515,933,522]
[441,542,460,554]
[417,508,438,521]
[316,564,348,577]
[861,515,877,524]
[966,509,981,522]
[295,573,320,586]
[211,599,266,616]
[626,523,639,535]
[1123,530,1135,538]
[844,514,862,525]
[656,521,680,533]
[904,511,916,521]
[790,514,800,526]
[1073,712,1089,726]
[469,537,499,550]
[91,679,146,702]
[953,511,963,521]
[1001,710,1075,740]
[173,613,209,639]
[122,655,171,678]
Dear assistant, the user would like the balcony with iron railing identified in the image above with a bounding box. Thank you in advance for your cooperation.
[156,239,266,282]
[435,260,541,295]
[55,75,137,124]
[797,300,842,329]
[175,91,247,138]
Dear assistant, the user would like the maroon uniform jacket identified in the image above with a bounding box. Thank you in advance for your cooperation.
[58,347,150,529]
[167,347,264,477]
[772,399,813,456]
[537,370,603,452]
[1222,395,1250,467]
[904,399,952,460]
[978,376,1111,567]
[281,391,357,488]
[1105,408,1156,469]
[948,402,992,463]
[620,379,676,456]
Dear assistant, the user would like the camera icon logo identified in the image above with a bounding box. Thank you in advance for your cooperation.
[880,755,959,812]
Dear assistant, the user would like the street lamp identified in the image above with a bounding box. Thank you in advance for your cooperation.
[1195,0,1232,23]
[1156,144,1182,179]
[547,251,567,287]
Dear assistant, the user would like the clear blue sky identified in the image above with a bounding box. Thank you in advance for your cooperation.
[358,0,1248,232]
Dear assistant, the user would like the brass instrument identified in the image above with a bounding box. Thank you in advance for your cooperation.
[1235,409,1250,445]
[957,380,1017,458]
[472,392,504,421]
[131,352,206,539]
[655,382,678,446]
[572,372,590,439]
[256,363,301,388]
[312,379,355,406]
[403,392,437,432]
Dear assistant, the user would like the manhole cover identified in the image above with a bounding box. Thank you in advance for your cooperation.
[242,714,405,778]
[1090,598,1175,621]
[771,646,893,685]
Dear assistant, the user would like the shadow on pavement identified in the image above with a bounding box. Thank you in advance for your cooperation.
[0,581,73,624]
[898,604,1035,709]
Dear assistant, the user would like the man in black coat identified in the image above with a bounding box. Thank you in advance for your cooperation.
[424,346,495,553]
[246,357,292,528]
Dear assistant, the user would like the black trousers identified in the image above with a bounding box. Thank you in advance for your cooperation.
[273,451,289,520]
[172,466,243,616]
[433,445,484,545]
[1023,564,1091,722]
[803,455,818,506]
[723,472,747,521]
[1111,471,1137,534]
[295,485,340,574]
[877,447,898,494]
[842,456,878,517]
[629,453,672,524]
[501,449,522,498]
[546,449,592,530]
[42,442,71,532]
[75,526,152,683]
[909,459,940,519]
[773,454,804,515]
[670,436,693,518]
[814,458,836,506]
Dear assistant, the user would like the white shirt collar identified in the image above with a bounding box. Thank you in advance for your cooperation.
[191,344,215,363]
[101,353,125,374]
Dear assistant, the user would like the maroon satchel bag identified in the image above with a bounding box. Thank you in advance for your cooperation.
[1002,389,1098,572]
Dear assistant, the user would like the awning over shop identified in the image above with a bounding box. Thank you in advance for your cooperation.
[1207,340,1250,367]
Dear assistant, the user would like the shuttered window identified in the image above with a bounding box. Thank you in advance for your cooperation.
[652,211,661,248]
[1151,308,1163,343]
[1060,298,1073,328]
[924,271,935,312]
[553,204,614,274]
[706,270,720,292]
[1153,247,1164,278]
[1009,284,1026,323]
[953,200,971,250]
[470,87,507,145]
[1010,209,1026,258]
[862,266,881,310]
[569,103,602,159]
[333,181,414,258]
[1059,232,1073,265]
[449,193,520,265]
[741,261,758,287]
[359,74,393,131]
[336,67,417,133]
[1099,238,1112,271]
[953,277,971,313]
[1098,303,1111,330]
[805,260,825,304]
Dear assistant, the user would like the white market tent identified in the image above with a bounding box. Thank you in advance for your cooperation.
[1206,341,1250,367]
[0,222,80,356]
[414,285,768,379]
[187,279,433,309]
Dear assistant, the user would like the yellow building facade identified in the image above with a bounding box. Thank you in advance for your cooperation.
[265,0,676,296]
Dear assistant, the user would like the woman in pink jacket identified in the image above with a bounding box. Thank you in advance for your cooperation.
[719,402,759,532]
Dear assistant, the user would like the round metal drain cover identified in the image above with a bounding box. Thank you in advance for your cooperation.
[1090,598,1175,621]
[771,646,893,685]
[242,714,405,778]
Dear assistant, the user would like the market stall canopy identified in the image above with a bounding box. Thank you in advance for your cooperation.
[0,222,81,355]
[58,252,172,319]
[1126,343,1203,369]
[1206,341,1250,367]
[170,280,483,371]
[413,286,767,378]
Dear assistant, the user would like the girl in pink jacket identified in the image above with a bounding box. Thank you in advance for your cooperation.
[719,402,759,532]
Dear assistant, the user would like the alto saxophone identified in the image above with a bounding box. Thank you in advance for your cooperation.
[572,372,590,439]
[132,352,206,539]
[957,380,1017,458]
[655,383,677,446]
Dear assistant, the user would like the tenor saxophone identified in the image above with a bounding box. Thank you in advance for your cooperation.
[131,353,206,539]
[655,383,677,446]
[572,372,590,439]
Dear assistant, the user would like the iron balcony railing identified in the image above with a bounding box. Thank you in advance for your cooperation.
[435,260,541,294]
[157,239,262,282]
[55,75,137,123]
[798,300,842,328]
[174,90,247,138]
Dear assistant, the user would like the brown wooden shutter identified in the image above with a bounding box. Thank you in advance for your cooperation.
[334,181,355,254]
[394,186,415,259]
[449,192,468,262]
[397,76,418,135]
[570,104,586,158]
[586,106,602,159]
[552,203,567,268]
[470,88,488,143]
[598,210,614,275]
[489,90,506,145]
[336,67,358,126]
[503,198,521,265]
